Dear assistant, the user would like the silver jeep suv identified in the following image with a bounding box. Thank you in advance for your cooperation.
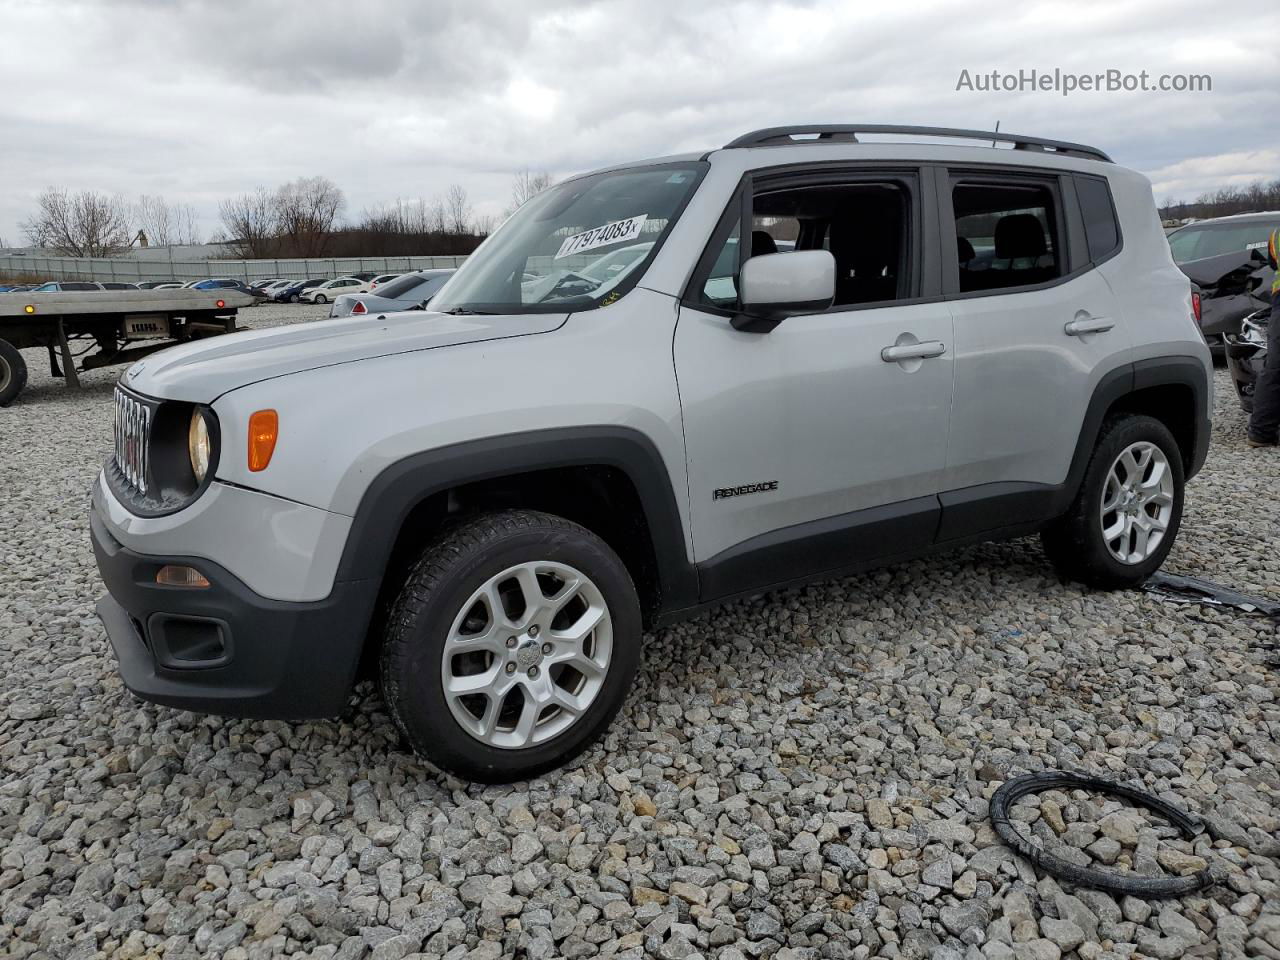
[91,125,1211,781]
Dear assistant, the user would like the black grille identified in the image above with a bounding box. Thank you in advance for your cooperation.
[113,386,153,495]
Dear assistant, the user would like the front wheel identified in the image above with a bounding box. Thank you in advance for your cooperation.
[380,510,642,782]
[1041,415,1185,589]
[0,338,28,406]
[289,294,301,303]
[313,294,328,304]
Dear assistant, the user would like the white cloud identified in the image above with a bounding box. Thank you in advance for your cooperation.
[0,0,1276,242]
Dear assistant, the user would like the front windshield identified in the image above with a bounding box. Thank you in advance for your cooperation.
[430,162,706,314]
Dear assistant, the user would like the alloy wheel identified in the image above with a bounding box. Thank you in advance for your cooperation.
[1099,441,1175,564]
[440,561,613,749]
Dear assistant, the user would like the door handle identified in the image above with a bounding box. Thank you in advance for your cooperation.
[881,340,947,363]
[1064,316,1114,337]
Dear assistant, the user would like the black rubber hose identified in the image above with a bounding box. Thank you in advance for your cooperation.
[989,771,1215,898]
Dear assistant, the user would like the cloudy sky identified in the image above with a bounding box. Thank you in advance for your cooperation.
[1,0,1277,245]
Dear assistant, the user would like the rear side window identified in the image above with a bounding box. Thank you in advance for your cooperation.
[953,180,1062,294]
[1075,176,1120,262]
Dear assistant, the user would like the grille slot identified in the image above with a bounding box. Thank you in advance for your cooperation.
[113,387,153,495]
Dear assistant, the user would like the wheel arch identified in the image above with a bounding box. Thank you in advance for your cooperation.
[1066,356,1210,498]
[333,427,698,656]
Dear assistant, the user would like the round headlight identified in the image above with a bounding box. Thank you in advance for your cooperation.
[189,408,211,483]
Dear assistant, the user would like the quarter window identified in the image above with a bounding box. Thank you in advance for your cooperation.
[953,181,1062,293]
[1076,176,1120,262]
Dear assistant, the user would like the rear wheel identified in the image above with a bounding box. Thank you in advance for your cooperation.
[380,510,642,782]
[0,339,28,406]
[1041,415,1184,589]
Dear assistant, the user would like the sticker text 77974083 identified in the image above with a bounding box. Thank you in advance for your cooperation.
[555,215,647,259]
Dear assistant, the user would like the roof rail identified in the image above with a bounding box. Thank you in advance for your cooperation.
[723,125,1112,162]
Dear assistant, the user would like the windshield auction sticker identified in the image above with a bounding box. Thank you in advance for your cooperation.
[555,215,647,259]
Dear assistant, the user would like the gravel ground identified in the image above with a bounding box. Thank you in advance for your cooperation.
[1,303,1277,960]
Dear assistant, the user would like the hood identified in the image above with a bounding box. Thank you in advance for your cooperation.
[1179,248,1273,294]
[123,309,568,402]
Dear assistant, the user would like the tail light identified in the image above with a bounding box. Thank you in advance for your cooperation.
[1191,291,1202,325]
[352,300,367,315]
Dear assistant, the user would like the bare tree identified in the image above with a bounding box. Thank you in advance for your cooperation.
[443,184,472,235]
[218,188,278,258]
[1159,177,1280,222]
[135,194,200,247]
[507,169,553,216]
[276,176,345,258]
[22,187,133,257]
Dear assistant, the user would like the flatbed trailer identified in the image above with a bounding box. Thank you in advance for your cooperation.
[0,289,252,405]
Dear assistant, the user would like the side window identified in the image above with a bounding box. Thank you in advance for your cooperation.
[694,178,911,311]
[953,180,1062,294]
[1075,176,1120,261]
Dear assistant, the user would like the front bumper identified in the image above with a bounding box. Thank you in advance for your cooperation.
[91,505,372,720]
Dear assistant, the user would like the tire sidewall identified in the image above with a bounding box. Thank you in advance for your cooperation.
[1077,416,1186,584]
[388,523,641,782]
[0,339,27,406]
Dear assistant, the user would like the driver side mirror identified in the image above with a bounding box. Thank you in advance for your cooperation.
[732,250,836,333]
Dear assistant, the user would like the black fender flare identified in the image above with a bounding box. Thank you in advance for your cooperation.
[332,426,699,621]
[1063,355,1211,506]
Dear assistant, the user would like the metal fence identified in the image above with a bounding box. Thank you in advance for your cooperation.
[0,254,470,284]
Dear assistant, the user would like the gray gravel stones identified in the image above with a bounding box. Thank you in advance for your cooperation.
[2,309,1278,959]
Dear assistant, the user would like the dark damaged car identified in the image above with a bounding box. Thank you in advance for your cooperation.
[1168,212,1278,354]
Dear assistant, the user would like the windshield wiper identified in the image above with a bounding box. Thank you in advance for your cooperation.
[439,307,497,316]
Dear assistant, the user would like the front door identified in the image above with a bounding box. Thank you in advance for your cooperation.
[673,169,954,598]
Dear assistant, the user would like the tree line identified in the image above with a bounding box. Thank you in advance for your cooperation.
[19,170,554,260]
[1159,178,1280,222]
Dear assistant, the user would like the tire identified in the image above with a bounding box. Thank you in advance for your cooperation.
[381,509,642,782]
[313,294,328,304]
[1041,415,1185,589]
[0,339,28,407]
[289,294,300,303]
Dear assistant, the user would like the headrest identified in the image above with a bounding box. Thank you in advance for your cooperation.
[995,214,1047,260]
[751,230,778,256]
[957,236,976,264]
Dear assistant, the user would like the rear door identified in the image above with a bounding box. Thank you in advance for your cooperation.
[937,168,1130,540]
[674,166,954,597]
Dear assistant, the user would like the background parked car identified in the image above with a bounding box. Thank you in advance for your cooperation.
[259,279,294,297]
[301,276,368,303]
[31,281,105,292]
[136,281,173,289]
[328,269,456,318]
[1169,211,1279,353]
[367,273,401,290]
[273,278,326,302]
[100,282,141,290]
[153,282,184,290]
[250,278,285,292]
[193,278,268,301]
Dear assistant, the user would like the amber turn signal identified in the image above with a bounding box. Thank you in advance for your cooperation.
[155,565,211,588]
[24,304,35,314]
[248,409,279,472]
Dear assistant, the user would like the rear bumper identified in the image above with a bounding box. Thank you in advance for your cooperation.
[91,505,372,720]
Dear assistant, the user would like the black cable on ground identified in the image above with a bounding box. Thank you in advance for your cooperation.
[989,771,1216,898]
